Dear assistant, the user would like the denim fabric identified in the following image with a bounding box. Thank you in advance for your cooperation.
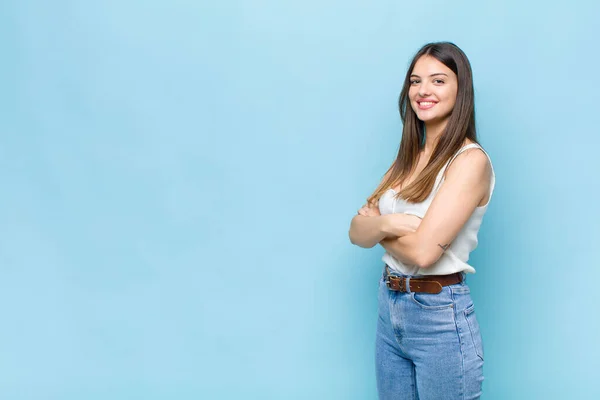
[375,268,484,400]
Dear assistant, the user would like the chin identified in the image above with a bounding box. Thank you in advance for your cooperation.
[416,114,439,122]
[415,111,450,124]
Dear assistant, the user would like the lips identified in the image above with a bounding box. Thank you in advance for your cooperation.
[417,101,437,110]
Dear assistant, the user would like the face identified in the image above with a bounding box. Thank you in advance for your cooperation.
[408,55,458,124]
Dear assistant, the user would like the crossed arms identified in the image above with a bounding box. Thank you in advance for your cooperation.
[348,148,492,269]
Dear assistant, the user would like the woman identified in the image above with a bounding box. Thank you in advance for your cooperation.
[348,42,495,400]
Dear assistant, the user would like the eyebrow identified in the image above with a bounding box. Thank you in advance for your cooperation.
[410,73,448,78]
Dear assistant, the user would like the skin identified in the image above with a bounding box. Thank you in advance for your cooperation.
[409,55,458,151]
[348,208,419,248]
[350,55,492,268]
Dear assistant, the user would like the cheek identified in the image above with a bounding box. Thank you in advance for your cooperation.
[439,90,457,109]
[408,90,418,106]
[444,96,457,109]
[448,96,458,110]
[445,87,458,105]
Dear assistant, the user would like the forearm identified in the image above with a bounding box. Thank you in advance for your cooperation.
[348,215,388,248]
[379,233,427,267]
[349,214,419,249]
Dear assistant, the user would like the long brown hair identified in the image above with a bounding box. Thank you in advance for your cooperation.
[367,42,478,205]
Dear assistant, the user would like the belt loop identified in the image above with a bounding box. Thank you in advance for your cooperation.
[405,276,411,293]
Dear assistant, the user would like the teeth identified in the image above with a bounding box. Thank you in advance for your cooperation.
[420,102,435,106]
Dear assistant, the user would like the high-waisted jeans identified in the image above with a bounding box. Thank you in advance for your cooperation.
[375,267,484,400]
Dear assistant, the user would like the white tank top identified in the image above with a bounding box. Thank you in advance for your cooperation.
[378,143,495,276]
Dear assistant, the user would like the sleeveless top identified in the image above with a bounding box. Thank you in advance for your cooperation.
[378,143,496,276]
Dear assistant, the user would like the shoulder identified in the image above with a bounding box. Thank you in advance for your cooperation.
[445,145,491,184]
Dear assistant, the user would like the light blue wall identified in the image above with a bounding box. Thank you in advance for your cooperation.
[1,1,599,399]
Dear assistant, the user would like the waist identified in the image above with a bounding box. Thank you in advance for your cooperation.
[383,264,464,293]
[382,251,476,275]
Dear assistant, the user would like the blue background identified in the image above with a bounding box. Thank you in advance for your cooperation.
[1,1,599,399]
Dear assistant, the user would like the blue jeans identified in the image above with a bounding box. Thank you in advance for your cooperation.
[375,268,484,399]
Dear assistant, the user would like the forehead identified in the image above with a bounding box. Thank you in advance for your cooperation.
[411,55,454,76]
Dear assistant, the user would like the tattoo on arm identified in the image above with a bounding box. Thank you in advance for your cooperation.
[438,243,450,251]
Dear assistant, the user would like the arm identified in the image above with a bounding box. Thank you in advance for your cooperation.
[349,203,421,248]
[379,149,492,268]
[348,215,389,248]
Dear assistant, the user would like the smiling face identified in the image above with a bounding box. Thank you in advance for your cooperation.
[408,55,458,124]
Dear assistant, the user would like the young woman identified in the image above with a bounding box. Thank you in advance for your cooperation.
[348,42,495,400]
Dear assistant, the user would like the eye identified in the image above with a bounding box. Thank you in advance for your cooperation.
[434,79,445,84]
[410,79,420,84]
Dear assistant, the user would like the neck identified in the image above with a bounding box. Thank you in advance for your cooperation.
[423,119,448,153]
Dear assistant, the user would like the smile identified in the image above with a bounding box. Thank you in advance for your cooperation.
[417,101,437,110]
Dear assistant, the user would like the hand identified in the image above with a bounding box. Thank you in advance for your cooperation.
[358,203,381,217]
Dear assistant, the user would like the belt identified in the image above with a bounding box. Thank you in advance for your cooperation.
[384,265,463,294]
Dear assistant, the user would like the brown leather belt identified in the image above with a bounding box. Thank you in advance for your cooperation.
[384,265,463,294]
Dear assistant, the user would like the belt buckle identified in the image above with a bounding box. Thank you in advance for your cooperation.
[385,275,406,292]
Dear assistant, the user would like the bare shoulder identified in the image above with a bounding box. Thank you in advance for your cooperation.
[445,146,491,183]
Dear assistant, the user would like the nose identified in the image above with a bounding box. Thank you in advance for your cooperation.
[418,82,432,97]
